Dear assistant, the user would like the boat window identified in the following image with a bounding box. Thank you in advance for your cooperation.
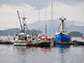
[62,31,65,32]
[19,36,22,40]
[24,37,27,40]
[18,36,24,40]
[48,40,50,41]
[45,39,47,41]
[41,40,43,41]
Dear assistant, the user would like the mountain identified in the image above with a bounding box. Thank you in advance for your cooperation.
[0,28,20,36]
[0,28,41,36]
[27,19,76,36]
[69,31,83,37]
[67,25,84,36]
[67,25,84,32]
[0,19,84,36]
[27,19,84,36]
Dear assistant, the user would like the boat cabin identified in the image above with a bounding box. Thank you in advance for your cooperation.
[40,36,51,42]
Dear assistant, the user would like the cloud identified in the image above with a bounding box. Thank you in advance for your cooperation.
[0,28,4,30]
[0,4,37,29]
[54,0,84,5]
[0,0,84,9]
[0,0,49,9]
[0,1,84,29]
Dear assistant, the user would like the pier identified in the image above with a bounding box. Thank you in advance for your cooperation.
[1,40,84,46]
[0,41,76,45]
[57,42,74,45]
[0,41,13,44]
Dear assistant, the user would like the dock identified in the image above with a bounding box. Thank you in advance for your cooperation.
[1,41,84,46]
[0,41,13,44]
[0,41,74,45]
[57,42,74,45]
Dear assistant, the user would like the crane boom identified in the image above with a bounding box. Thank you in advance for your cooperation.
[17,10,23,31]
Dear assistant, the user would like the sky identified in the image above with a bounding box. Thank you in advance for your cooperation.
[0,0,84,30]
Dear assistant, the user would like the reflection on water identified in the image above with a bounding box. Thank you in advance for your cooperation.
[0,44,84,63]
[56,45,71,63]
[57,45,70,53]
[1,36,84,63]
[40,47,51,53]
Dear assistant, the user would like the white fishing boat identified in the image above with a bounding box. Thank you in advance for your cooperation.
[14,32,31,46]
[13,10,31,46]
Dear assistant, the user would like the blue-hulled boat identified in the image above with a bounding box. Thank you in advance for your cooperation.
[54,16,71,42]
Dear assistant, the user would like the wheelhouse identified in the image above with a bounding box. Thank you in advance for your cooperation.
[40,36,51,42]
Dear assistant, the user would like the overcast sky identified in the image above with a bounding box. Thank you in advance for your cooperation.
[0,0,84,30]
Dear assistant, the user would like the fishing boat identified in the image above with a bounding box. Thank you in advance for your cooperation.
[13,32,31,46]
[39,36,53,47]
[54,16,71,42]
[81,37,84,39]
[73,40,84,45]
[13,11,31,46]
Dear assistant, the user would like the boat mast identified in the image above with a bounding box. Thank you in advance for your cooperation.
[37,11,40,35]
[45,11,47,35]
[59,16,66,31]
[22,15,27,33]
[51,1,53,37]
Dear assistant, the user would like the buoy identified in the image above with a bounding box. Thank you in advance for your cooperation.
[12,41,14,43]
[7,36,9,38]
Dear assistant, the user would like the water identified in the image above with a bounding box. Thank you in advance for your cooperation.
[0,36,84,63]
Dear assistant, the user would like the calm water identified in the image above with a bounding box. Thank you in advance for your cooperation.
[0,36,84,63]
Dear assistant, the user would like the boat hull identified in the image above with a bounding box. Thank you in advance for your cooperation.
[54,34,71,42]
[81,37,84,39]
[14,42,28,46]
[73,40,84,45]
[39,42,51,47]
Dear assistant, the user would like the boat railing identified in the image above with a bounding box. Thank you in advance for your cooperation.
[56,30,67,33]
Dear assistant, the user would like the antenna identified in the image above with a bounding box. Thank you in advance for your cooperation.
[51,1,53,37]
